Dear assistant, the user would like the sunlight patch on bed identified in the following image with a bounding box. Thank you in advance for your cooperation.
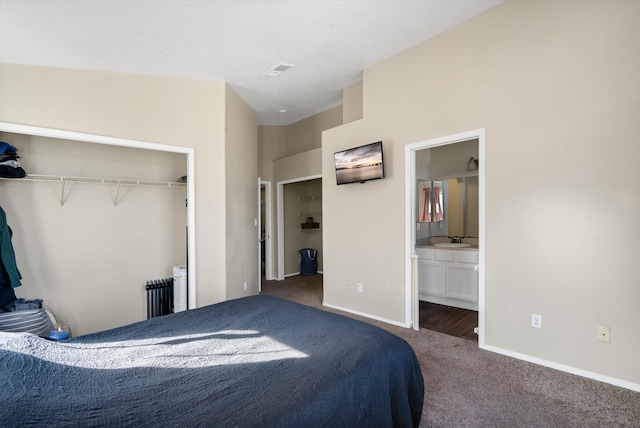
[49,329,309,368]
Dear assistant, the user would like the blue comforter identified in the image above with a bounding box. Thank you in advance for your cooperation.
[0,294,424,427]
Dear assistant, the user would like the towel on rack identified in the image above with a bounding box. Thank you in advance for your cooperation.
[0,206,22,288]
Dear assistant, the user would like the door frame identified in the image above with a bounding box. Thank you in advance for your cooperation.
[405,128,486,347]
[258,180,273,290]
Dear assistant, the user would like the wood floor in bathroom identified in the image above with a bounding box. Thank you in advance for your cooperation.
[419,301,478,342]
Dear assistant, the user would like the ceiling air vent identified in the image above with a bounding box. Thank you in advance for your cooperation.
[263,63,295,77]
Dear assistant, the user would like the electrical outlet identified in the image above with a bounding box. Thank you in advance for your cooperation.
[357,283,363,293]
[531,314,542,329]
[597,325,611,343]
[243,281,247,291]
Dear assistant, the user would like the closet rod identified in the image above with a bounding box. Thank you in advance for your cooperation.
[1,174,186,207]
[2,174,187,188]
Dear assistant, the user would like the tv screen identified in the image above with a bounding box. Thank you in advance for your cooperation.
[334,141,385,185]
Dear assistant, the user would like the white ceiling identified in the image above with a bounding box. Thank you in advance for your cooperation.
[0,0,503,125]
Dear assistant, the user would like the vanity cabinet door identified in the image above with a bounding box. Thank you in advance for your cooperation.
[416,248,478,310]
[445,263,478,304]
[417,259,445,297]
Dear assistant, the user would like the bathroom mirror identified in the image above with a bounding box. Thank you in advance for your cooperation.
[418,176,478,237]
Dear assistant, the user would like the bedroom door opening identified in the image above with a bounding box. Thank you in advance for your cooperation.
[405,129,485,347]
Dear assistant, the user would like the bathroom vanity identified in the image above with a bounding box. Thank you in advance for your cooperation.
[414,140,480,310]
[415,245,478,311]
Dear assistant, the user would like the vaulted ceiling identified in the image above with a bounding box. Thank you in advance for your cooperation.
[0,0,503,125]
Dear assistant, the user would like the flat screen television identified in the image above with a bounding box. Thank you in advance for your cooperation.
[334,141,385,185]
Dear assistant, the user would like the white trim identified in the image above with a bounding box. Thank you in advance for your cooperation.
[0,121,197,309]
[484,345,640,393]
[323,302,407,328]
[477,130,486,348]
[404,129,485,343]
[259,180,273,283]
[404,144,417,328]
[186,148,196,309]
[258,177,262,292]
[276,174,322,280]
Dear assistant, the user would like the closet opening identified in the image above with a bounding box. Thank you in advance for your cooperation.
[275,174,323,299]
[0,122,195,336]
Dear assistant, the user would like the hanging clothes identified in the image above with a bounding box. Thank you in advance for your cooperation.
[0,205,22,289]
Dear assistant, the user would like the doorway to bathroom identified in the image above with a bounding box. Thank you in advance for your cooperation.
[405,129,485,347]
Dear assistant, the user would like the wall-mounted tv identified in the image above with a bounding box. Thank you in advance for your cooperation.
[334,141,385,185]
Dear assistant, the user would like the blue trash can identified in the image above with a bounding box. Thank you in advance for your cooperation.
[299,248,317,276]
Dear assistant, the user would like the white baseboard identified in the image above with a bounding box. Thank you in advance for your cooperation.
[483,345,640,393]
[322,302,408,328]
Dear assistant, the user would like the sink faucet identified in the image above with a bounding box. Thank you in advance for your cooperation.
[450,236,463,244]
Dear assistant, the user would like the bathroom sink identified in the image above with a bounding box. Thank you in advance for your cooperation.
[433,243,471,248]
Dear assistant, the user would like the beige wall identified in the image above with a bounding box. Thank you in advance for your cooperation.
[0,133,186,335]
[258,126,286,182]
[225,87,259,299]
[0,64,258,327]
[285,105,342,156]
[417,139,479,181]
[323,0,640,386]
[342,81,363,124]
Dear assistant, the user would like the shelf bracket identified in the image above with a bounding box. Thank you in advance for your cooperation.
[113,180,122,208]
[59,177,67,207]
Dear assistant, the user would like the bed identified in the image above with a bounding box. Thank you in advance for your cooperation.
[0,294,424,427]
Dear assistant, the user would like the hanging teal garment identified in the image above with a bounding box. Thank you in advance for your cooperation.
[0,206,22,288]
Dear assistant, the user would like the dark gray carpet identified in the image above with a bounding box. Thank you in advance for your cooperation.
[262,275,640,427]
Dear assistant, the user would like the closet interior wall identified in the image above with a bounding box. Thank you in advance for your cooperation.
[283,178,323,276]
[0,132,187,336]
